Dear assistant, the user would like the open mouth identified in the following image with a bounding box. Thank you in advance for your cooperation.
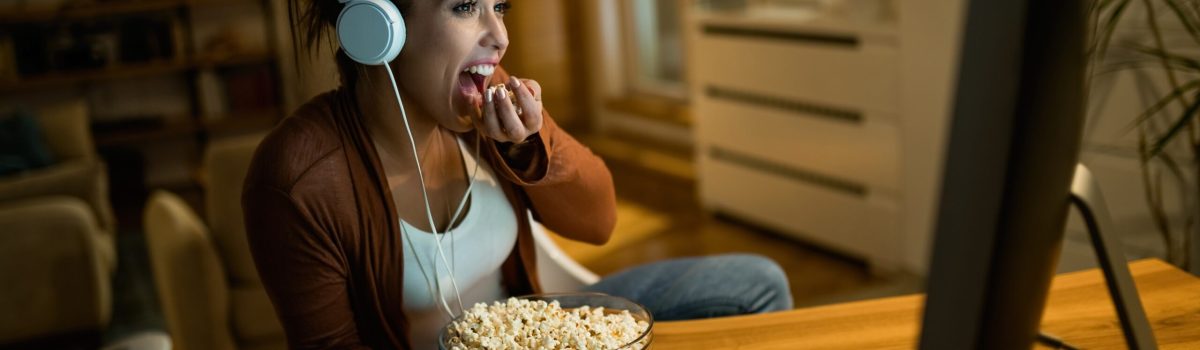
[458,63,496,108]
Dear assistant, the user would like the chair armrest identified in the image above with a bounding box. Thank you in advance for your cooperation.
[203,133,266,287]
[143,191,236,350]
[0,158,116,235]
[530,211,601,292]
[0,197,111,344]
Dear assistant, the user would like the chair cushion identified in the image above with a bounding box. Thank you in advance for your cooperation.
[0,158,117,241]
[33,100,93,160]
[0,197,109,343]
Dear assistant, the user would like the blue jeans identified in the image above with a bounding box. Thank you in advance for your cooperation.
[583,254,794,321]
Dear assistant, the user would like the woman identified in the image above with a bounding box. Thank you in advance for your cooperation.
[242,0,794,348]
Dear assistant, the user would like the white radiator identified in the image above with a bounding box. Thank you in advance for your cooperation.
[689,9,903,270]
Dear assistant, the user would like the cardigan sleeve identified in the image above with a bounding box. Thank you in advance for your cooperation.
[243,185,371,349]
[484,67,618,245]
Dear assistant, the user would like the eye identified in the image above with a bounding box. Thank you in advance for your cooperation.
[494,1,511,15]
[452,0,478,15]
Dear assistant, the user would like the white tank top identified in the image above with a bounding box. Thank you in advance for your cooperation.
[400,137,518,350]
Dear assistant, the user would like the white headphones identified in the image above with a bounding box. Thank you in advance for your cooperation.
[336,0,476,319]
[337,0,406,65]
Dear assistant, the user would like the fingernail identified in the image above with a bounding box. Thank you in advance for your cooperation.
[486,87,494,102]
[511,76,521,87]
[500,88,507,99]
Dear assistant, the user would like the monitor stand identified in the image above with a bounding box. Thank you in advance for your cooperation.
[1066,164,1158,349]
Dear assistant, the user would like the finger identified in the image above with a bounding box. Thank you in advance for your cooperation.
[495,87,527,142]
[520,78,542,101]
[482,86,505,140]
[510,77,543,132]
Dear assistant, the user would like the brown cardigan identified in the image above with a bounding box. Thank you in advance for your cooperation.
[241,69,617,349]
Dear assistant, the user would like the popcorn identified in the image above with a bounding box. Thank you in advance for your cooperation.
[445,297,650,350]
[487,84,522,116]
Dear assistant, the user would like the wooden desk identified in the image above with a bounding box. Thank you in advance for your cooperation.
[652,259,1200,349]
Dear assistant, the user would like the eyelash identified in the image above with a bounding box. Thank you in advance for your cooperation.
[452,0,477,15]
[452,0,511,17]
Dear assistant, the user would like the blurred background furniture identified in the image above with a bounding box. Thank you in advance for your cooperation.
[144,134,281,350]
[0,0,288,227]
[689,5,904,271]
[0,196,112,348]
[0,100,116,347]
[0,100,116,239]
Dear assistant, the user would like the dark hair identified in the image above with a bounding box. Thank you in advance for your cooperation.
[287,0,412,86]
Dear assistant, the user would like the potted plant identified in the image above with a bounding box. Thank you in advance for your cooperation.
[1093,0,1200,273]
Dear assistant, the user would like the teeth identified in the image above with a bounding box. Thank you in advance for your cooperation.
[463,64,496,77]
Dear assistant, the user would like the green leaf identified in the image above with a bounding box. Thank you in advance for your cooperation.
[1128,79,1200,131]
[1156,150,1190,189]
[1096,0,1132,58]
[1149,92,1200,157]
[1130,44,1200,72]
[1099,59,1200,75]
[1091,0,1117,49]
[1165,0,1200,46]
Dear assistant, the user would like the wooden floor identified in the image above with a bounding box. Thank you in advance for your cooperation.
[560,135,911,306]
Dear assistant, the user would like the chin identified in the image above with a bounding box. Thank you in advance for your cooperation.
[441,115,476,134]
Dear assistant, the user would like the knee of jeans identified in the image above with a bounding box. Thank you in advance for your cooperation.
[721,254,794,311]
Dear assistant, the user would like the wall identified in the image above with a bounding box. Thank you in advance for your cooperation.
[895,0,967,274]
[269,0,338,114]
[496,0,581,128]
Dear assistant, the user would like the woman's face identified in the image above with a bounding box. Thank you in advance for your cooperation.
[389,0,510,133]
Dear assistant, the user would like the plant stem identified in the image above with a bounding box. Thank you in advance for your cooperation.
[1143,0,1198,144]
[1142,0,1198,266]
[1140,130,1178,263]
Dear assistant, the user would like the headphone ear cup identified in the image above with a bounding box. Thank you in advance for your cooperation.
[337,0,406,65]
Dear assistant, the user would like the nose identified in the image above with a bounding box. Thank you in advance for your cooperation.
[480,8,509,52]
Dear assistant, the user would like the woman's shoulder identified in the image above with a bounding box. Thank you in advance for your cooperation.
[245,90,349,192]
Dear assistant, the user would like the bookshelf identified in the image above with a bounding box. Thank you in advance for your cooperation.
[0,0,286,192]
[0,51,272,93]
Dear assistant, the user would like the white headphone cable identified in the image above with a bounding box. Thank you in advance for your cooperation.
[385,65,485,318]
[398,138,479,318]
[443,136,482,274]
[430,137,481,314]
[400,224,454,316]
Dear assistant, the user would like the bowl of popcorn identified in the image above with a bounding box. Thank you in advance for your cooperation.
[439,293,654,350]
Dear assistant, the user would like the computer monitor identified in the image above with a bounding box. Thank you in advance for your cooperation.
[917,0,1092,349]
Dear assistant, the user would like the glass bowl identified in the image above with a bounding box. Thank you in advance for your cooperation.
[439,292,654,349]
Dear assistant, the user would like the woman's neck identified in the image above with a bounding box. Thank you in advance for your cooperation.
[356,65,443,163]
[354,65,473,232]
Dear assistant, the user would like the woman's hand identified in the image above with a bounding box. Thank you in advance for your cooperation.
[478,75,543,144]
